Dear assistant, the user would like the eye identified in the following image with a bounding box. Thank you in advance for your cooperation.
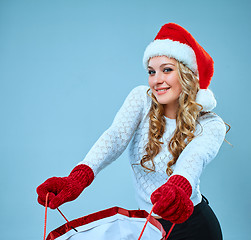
[163,68,173,72]
[148,70,156,75]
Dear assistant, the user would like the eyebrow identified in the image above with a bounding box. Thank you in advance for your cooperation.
[148,63,175,69]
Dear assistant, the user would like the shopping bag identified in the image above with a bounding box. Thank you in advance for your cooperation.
[46,206,166,240]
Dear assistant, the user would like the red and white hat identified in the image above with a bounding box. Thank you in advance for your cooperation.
[143,23,217,111]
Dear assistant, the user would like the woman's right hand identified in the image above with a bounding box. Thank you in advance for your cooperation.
[36,164,94,209]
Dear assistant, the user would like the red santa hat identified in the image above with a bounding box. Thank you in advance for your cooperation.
[143,23,217,111]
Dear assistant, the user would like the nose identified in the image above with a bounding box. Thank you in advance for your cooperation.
[154,72,165,84]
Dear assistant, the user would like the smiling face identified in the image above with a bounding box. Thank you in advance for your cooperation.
[148,56,182,119]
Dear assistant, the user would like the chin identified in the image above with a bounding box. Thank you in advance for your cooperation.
[155,96,178,106]
[156,100,169,105]
[154,96,169,105]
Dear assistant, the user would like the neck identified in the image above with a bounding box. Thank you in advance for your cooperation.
[164,113,177,119]
[163,102,178,119]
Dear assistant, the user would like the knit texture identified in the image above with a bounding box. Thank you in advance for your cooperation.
[167,175,192,197]
[37,164,94,209]
[151,175,194,223]
[78,85,226,215]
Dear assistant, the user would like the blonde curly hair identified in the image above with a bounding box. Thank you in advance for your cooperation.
[140,60,231,176]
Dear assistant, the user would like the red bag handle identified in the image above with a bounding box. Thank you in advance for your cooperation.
[137,203,175,240]
[43,193,49,240]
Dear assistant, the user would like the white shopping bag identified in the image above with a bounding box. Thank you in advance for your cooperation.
[46,206,166,240]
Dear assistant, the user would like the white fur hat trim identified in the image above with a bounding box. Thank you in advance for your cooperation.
[143,39,198,74]
[196,89,217,111]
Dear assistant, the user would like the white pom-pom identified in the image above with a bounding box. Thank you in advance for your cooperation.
[196,89,217,111]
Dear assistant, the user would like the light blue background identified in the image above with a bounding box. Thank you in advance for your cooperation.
[1,0,250,239]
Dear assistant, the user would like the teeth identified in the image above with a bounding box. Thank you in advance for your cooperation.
[157,88,170,92]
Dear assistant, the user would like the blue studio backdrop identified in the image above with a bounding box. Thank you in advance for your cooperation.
[0,0,250,239]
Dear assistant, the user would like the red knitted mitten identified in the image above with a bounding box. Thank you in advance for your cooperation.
[36,164,94,209]
[150,175,194,224]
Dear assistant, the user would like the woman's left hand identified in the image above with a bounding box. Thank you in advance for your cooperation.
[150,175,194,224]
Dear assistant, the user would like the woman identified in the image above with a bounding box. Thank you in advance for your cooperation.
[37,23,230,239]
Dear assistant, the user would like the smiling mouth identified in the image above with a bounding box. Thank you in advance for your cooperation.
[156,87,171,92]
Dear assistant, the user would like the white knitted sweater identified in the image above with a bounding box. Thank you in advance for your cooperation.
[78,85,226,215]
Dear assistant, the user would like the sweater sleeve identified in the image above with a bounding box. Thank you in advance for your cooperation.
[171,116,226,193]
[77,85,147,177]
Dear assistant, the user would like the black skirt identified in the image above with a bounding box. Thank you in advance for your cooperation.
[156,195,223,240]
